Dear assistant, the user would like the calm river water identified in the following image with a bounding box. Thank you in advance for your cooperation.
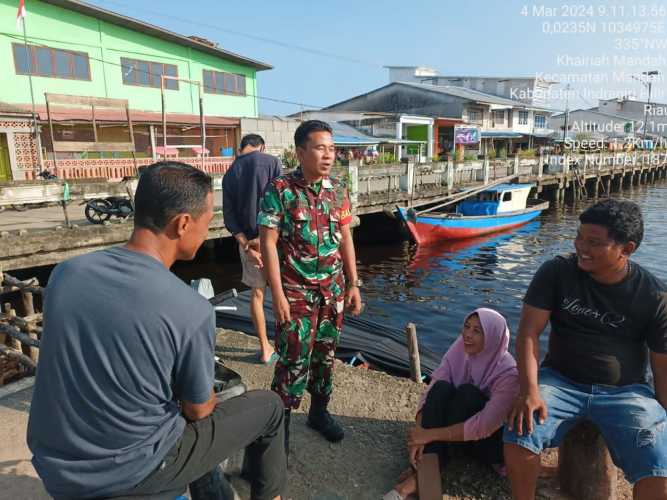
[17,181,665,359]
[173,180,667,358]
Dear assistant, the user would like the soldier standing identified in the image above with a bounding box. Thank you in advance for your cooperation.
[258,120,362,454]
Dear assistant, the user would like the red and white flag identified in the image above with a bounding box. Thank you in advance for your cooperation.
[16,0,27,30]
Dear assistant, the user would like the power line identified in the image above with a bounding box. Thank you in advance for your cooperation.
[94,0,384,69]
[1,31,324,110]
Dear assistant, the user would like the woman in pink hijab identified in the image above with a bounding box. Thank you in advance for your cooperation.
[384,308,519,500]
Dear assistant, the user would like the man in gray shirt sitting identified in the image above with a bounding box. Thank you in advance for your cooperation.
[27,162,286,500]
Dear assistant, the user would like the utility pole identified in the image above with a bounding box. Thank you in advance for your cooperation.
[642,70,659,145]
[561,84,571,147]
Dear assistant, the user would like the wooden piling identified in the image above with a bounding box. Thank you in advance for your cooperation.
[405,323,422,383]
[559,421,617,500]
[417,453,442,500]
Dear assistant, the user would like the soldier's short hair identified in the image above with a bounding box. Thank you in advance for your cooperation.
[294,120,333,149]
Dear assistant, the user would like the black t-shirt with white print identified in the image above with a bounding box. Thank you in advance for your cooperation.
[524,254,667,386]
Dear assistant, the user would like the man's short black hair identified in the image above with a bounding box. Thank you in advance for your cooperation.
[294,120,333,149]
[134,161,212,233]
[579,199,644,249]
[240,134,265,150]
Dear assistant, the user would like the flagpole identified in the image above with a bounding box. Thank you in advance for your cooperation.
[21,14,40,174]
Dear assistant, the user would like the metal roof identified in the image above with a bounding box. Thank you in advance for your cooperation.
[396,82,554,111]
[40,0,272,71]
[551,108,641,122]
[330,122,380,145]
[434,75,558,83]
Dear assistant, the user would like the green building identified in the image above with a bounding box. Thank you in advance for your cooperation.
[0,0,272,180]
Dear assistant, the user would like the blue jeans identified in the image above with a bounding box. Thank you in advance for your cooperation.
[503,367,667,484]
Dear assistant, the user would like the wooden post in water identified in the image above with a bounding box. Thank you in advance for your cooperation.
[405,323,422,383]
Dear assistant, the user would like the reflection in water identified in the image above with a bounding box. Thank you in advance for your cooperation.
[356,183,667,357]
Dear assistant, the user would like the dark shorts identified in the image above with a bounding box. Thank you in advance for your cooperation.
[503,367,667,484]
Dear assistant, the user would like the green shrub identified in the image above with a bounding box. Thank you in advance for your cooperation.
[281,147,299,169]
[518,148,537,159]
[378,153,396,164]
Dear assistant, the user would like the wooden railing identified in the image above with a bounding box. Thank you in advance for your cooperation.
[21,156,234,180]
[3,153,667,214]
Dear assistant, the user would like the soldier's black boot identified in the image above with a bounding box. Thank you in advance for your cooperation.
[306,394,344,442]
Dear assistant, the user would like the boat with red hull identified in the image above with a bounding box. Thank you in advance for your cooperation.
[397,183,549,245]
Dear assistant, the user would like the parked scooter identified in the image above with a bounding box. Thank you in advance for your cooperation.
[84,197,134,224]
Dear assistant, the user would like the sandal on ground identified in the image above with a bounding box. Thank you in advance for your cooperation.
[382,489,404,500]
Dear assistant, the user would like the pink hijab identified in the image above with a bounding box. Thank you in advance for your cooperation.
[418,308,516,410]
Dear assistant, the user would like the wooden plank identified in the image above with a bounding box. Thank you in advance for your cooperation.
[52,141,136,153]
[45,93,129,109]
[416,453,442,500]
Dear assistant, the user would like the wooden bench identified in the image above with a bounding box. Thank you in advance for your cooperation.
[558,420,617,500]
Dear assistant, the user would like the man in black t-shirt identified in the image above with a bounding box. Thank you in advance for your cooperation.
[503,199,667,500]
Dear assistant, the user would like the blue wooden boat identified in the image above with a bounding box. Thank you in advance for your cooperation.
[397,183,548,245]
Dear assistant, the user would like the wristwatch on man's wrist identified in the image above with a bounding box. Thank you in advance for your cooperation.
[348,278,363,288]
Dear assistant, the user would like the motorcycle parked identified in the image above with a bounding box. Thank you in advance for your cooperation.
[84,197,134,224]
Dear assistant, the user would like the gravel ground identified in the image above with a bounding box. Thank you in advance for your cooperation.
[216,329,633,500]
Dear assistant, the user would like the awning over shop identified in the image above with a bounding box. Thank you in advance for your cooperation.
[331,121,381,146]
[330,121,428,147]
[11,104,239,126]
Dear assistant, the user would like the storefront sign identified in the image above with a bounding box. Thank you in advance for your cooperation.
[454,127,480,145]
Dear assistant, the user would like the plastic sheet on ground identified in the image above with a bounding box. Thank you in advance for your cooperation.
[212,290,440,379]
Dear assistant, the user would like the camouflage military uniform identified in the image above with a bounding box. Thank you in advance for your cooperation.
[257,167,352,409]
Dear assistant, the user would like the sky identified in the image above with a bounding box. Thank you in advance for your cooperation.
[87,0,667,116]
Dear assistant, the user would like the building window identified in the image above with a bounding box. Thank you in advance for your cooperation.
[492,110,505,127]
[202,70,246,96]
[121,58,178,90]
[13,43,90,80]
[467,108,482,123]
[534,114,546,129]
[518,111,529,125]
